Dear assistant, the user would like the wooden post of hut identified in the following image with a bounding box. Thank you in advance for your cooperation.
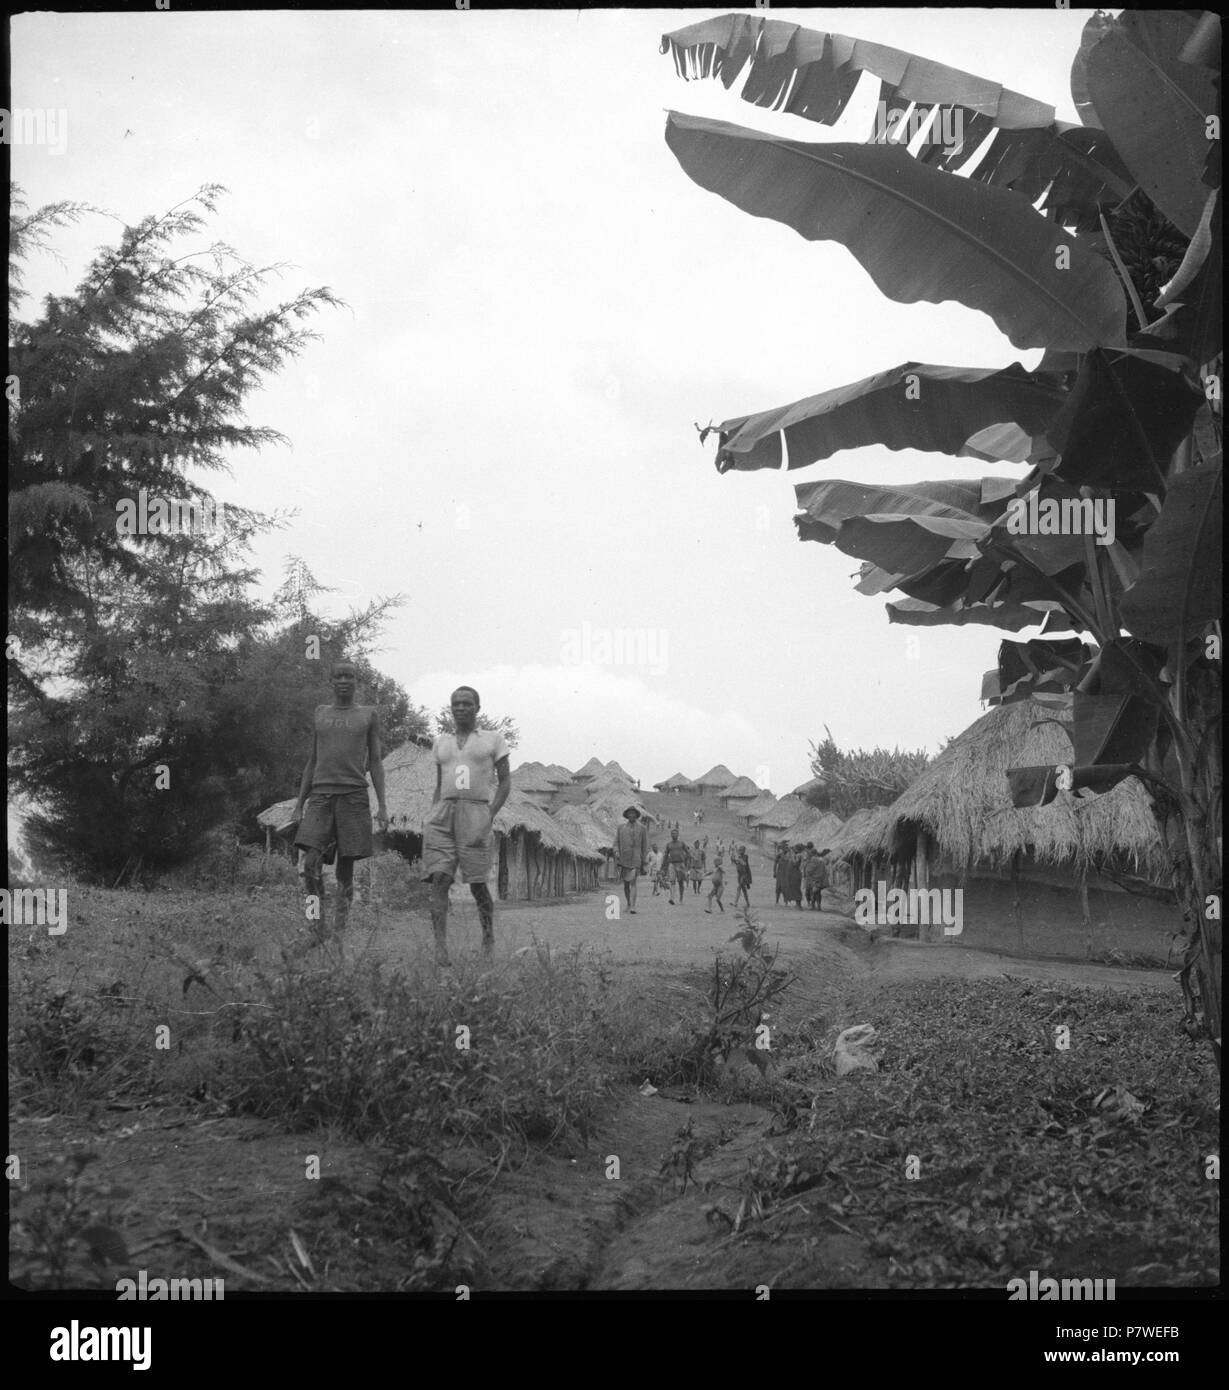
[1079,865,1093,959]
[1011,849,1025,953]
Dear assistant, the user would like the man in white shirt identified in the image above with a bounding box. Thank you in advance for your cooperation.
[422,686,511,965]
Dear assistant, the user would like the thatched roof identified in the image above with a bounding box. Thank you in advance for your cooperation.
[653,772,695,790]
[827,806,893,860]
[792,776,830,801]
[604,760,633,780]
[587,765,635,789]
[496,790,603,858]
[512,764,560,793]
[722,775,761,800]
[258,744,600,860]
[574,756,607,779]
[587,787,654,829]
[542,763,575,784]
[752,793,807,828]
[781,808,843,847]
[552,803,614,855]
[256,797,304,833]
[694,763,736,789]
[881,699,1165,874]
[739,790,777,821]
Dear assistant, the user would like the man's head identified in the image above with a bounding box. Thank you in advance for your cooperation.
[330,661,358,701]
[450,686,480,731]
[623,807,641,822]
[670,829,679,841]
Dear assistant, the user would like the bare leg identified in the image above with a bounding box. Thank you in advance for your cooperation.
[335,856,355,932]
[430,873,453,964]
[302,848,326,935]
[471,881,494,954]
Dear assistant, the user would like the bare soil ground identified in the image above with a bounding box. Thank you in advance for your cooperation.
[11,880,1180,1294]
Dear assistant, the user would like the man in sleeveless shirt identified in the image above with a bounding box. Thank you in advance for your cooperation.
[422,686,511,965]
[294,661,388,936]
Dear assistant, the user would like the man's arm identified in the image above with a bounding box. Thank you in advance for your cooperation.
[432,760,441,806]
[294,726,318,819]
[368,710,388,830]
[489,755,511,823]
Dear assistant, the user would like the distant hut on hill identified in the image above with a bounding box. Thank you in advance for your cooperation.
[738,789,777,825]
[750,794,807,844]
[653,772,696,795]
[694,764,737,795]
[868,699,1172,948]
[573,756,608,783]
[257,743,602,900]
[588,787,654,832]
[782,808,843,849]
[721,776,761,812]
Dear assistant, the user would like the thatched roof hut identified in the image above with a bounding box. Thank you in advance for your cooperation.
[588,787,655,830]
[653,771,696,793]
[553,802,614,854]
[781,808,843,848]
[694,763,737,792]
[542,763,575,784]
[752,793,807,831]
[604,760,634,781]
[837,701,1175,948]
[791,776,832,810]
[574,756,608,781]
[512,764,559,808]
[739,789,777,824]
[721,776,761,809]
[884,700,1166,876]
[586,766,635,792]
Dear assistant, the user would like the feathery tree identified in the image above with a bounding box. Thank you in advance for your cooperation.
[7,188,425,877]
[810,727,931,819]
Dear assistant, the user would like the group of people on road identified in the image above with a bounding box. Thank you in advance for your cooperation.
[291,664,834,963]
[774,841,832,910]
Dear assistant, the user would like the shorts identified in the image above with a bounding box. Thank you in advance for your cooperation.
[620,865,639,884]
[422,798,493,885]
[295,791,373,860]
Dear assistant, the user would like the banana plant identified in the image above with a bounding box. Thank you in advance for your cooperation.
[663,11,1222,1065]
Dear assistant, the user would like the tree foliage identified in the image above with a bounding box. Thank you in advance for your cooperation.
[6,190,422,877]
[810,726,931,819]
[664,11,1222,1065]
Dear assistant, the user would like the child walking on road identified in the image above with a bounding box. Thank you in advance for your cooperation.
[704,861,725,913]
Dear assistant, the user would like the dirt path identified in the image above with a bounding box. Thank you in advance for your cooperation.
[12,888,1178,1294]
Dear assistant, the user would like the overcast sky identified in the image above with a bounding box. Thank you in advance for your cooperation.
[10,6,1098,793]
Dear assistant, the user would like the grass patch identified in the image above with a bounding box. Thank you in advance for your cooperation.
[719,976,1218,1288]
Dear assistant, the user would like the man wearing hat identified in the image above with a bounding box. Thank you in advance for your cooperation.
[612,806,649,914]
